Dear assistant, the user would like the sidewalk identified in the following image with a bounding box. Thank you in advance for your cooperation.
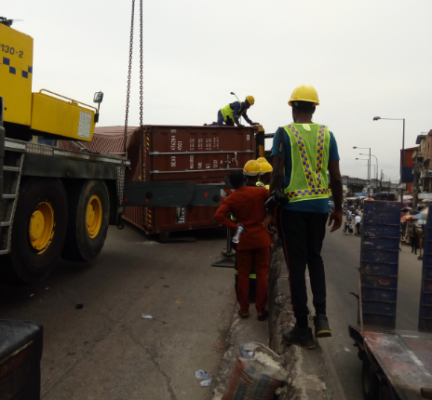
[212,241,340,400]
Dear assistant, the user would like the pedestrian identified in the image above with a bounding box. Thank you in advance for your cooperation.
[264,84,343,349]
[355,214,362,236]
[215,170,272,321]
[212,96,257,127]
[409,223,418,254]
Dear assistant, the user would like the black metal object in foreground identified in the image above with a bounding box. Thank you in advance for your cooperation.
[349,201,432,399]
[0,320,44,400]
[419,206,432,332]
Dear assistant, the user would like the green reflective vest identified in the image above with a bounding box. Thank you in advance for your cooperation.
[220,102,244,122]
[283,124,330,202]
[256,181,269,190]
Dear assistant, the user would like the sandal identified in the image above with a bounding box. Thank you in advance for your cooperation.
[257,310,269,321]
[238,309,249,319]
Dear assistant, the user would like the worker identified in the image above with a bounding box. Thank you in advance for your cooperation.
[217,96,256,127]
[215,170,272,320]
[232,160,262,301]
[257,161,273,189]
[243,159,261,186]
[264,85,343,349]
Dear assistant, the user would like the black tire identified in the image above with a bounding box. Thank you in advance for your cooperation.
[5,178,68,284]
[62,180,110,262]
[362,358,379,400]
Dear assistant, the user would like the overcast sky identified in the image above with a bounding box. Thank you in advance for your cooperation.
[3,0,432,181]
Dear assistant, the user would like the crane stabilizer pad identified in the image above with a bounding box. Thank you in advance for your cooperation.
[211,257,235,268]
[124,182,223,207]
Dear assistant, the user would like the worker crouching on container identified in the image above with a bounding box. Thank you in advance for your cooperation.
[212,96,256,127]
[215,170,272,320]
[264,85,343,348]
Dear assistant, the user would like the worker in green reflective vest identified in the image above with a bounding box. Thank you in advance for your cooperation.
[217,96,256,127]
[265,84,343,349]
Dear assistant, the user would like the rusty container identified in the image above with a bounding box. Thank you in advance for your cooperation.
[61,125,257,235]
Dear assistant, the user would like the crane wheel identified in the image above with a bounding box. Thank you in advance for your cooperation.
[4,178,68,284]
[62,180,109,262]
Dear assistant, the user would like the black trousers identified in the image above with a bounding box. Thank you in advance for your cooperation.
[278,208,328,327]
[411,236,418,253]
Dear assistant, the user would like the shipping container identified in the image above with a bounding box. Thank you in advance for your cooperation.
[59,125,257,236]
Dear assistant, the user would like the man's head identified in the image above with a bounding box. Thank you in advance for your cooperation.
[228,171,245,189]
[288,85,319,123]
[243,159,261,185]
[242,95,255,110]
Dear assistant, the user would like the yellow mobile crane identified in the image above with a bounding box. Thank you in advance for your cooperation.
[0,16,222,285]
[0,17,130,284]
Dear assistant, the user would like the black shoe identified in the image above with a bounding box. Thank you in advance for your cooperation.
[312,314,332,338]
[282,325,315,349]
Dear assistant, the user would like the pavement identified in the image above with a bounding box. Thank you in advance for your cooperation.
[0,224,238,400]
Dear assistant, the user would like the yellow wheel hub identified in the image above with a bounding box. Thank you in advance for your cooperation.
[86,195,103,238]
[29,202,54,253]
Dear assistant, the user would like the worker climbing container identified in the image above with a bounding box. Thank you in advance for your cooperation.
[60,125,257,235]
[419,206,432,332]
[360,200,401,329]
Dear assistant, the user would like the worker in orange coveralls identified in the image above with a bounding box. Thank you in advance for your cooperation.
[214,170,272,321]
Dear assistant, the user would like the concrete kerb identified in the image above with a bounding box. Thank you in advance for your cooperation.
[213,239,342,400]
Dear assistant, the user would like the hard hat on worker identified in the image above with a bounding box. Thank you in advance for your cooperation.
[256,157,267,164]
[288,85,319,106]
[259,162,273,175]
[246,96,255,106]
[243,160,261,176]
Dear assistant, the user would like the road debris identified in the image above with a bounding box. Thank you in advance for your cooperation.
[195,370,209,380]
[141,314,153,319]
[200,378,213,387]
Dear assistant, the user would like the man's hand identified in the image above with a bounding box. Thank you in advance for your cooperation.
[328,210,343,232]
[263,214,278,234]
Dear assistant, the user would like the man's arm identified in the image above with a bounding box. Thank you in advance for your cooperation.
[242,111,253,126]
[328,160,343,232]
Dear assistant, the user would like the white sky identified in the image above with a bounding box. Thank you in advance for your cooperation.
[3,0,432,181]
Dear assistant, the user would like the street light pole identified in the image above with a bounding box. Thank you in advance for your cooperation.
[355,158,369,181]
[360,153,379,182]
[353,146,371,181]
[373,116,405,209]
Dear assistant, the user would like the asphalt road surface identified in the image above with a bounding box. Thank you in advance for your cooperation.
[321,227,423,400]
[0,225,236,400]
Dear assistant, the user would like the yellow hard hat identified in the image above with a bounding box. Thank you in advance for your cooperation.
[288,85,319,106]
[257,157,267,164]
[243,160,261,176]
[246,96,255,106]
[259,162,273,175]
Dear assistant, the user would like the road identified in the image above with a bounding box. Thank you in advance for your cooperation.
[321,227,423,399]
[0,225,235,400]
